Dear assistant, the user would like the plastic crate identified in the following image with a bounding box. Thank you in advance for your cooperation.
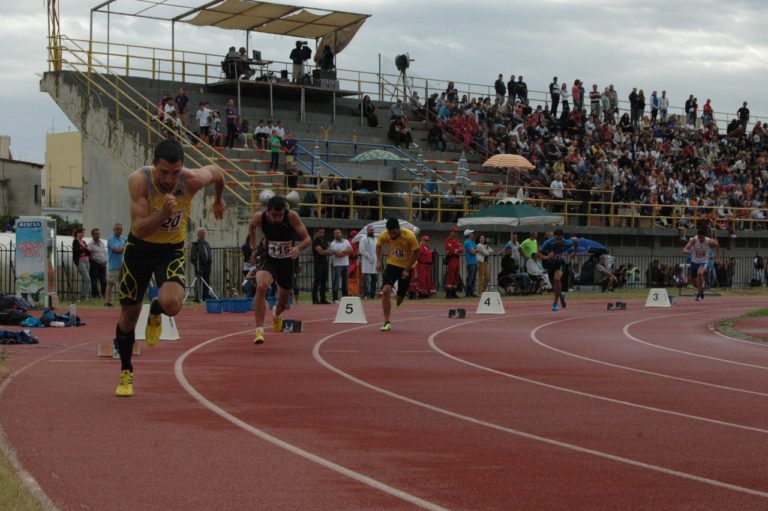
[205,299,223,314]
[230,297,251,313]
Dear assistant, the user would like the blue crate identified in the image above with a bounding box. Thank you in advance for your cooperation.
[230,297,251,313]
[205,299,223,314]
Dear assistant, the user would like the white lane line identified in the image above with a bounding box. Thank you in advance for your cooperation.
[1,338,99,511]
[313,322,768,499]
[623,316,768,370]
[712,328,768,347]
[427,320,768,434]
[175,326,450,511]
[530,312,768,398]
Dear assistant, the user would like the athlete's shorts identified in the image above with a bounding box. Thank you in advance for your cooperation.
[262,257,293,290]
[689,262,706,274]
[107,268,121,285]
[543,259,569,290]
[382,264,412,297]
[118,234,186,305]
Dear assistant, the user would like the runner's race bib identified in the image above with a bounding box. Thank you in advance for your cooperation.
[268,240,292,258]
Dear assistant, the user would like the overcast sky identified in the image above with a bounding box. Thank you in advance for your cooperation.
[2,0,768,163]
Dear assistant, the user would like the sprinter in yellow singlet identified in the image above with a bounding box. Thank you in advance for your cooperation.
[114,139,225,397]
[375,218,419,331]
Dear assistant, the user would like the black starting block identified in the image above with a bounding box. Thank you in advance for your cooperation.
[448,308,467,319]
[282,319,304,333]
[607,301,627,311]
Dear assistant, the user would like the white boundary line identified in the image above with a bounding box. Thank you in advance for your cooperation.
[175,325,450,511]
[426,316,768,434]
[529,311,768,398]
[0,339,100,511]
[623,316,768,370]
[312,319,768,499]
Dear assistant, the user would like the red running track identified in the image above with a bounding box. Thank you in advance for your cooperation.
[1,295,768,510]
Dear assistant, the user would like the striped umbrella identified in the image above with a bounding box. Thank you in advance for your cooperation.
[349,149,406,163]
[482,154,535,170]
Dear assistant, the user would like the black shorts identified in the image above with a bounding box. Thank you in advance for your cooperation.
[199,126,210,135]
[382,264,412,297]
[118,234,185,305]
[543,259,569,289]
[262,257,293,290]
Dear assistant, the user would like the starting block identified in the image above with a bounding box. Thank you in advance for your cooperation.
[448,308,467,319]
[97,341,140,358]
[607,301,627,311]
[281,319,303,333]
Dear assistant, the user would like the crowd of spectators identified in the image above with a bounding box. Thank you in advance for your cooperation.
[413,73,767,236]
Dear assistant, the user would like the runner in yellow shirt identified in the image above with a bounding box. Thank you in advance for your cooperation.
[114,139,225,397]
[375,218,419,331]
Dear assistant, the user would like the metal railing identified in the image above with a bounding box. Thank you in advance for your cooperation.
[48,36,766,133]
[0,242,760,306]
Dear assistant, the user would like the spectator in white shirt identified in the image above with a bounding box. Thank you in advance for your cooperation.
[328,229,352,303]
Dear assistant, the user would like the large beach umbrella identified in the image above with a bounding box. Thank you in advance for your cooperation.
[351,219,419,243]
[457,201,563,228]
[482,154,535,170]
[350,149,406,163]
[482,154,535,195]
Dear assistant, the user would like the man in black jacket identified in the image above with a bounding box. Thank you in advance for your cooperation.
[549,77,560,117]
[290,41,311,83]
[311,228,332,304]
[494,74,506,104]
[190,227,213,301]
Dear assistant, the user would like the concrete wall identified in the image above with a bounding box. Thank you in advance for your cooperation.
[0,159,43,217]
[40,73,251,244]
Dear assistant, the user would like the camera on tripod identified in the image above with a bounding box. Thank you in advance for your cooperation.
[395,54,410,72]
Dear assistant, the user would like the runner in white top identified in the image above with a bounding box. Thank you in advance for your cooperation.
[683,227,720,301]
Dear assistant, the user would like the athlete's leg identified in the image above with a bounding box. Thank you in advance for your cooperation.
[381,283,393,323]
[253,269,275,329]
[274,285,291,317]
[553,269,563,304]
[116,303,142,371]
[157,281,185,317]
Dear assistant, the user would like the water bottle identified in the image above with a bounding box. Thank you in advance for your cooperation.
[50,321,65,328]
[69,303,77,324]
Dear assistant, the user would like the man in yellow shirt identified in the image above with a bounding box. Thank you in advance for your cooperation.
[375,218,419,331]
[114,139,225,397]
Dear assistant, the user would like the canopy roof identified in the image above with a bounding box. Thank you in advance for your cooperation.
[92,0,370,39]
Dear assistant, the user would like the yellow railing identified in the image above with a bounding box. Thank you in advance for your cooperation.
[242,174,768,232]
[50,35,272,210]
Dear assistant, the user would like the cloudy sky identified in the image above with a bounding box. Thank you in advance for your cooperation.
[2,0,768,163]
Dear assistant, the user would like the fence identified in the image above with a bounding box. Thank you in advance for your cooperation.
[1,244,751,303]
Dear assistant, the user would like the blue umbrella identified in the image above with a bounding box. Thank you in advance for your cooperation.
[571,237,607,255]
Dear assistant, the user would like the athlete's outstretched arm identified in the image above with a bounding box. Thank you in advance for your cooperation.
[187,165,225,219]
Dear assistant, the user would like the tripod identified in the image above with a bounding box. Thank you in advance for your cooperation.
[184,262,218,303]
[390,69,411,104]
